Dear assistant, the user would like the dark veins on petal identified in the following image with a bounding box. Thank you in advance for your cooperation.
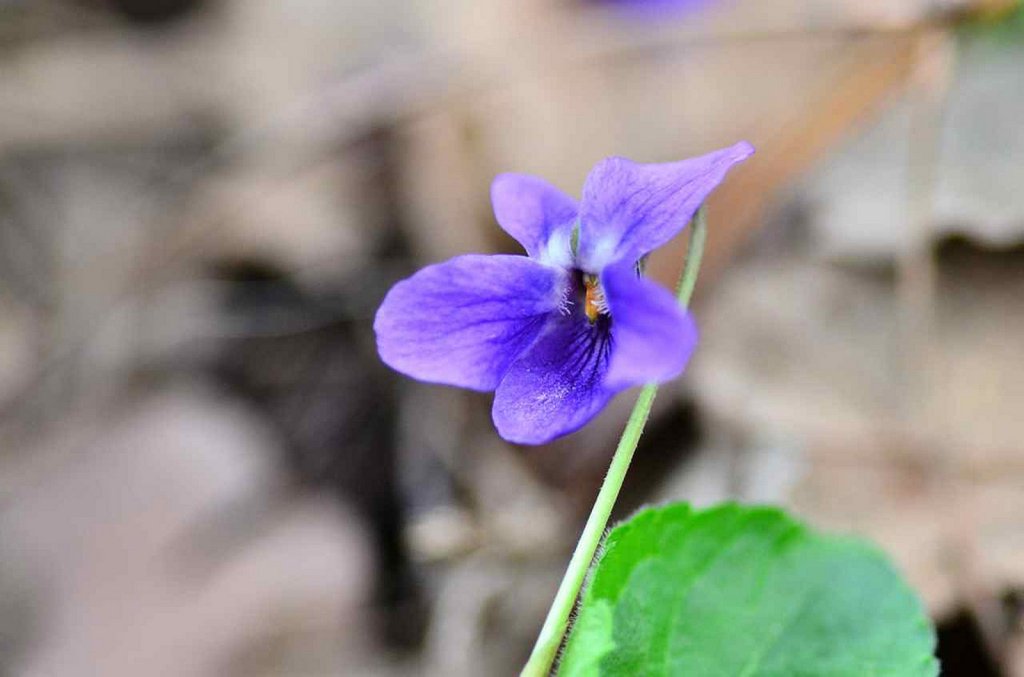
[560,270,616,390]
[492,306,617,444]
[563,315,614,383]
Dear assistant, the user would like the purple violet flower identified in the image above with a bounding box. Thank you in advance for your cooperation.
[374,142,753,444]
[591,0,718,20]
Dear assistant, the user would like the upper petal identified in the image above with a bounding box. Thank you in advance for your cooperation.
[602,261,698,389]
[491,173,578,265]
[492,312,618,444]
[576,142,754,270]
[374,254,566,391]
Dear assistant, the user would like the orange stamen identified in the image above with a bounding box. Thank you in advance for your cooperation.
[584,275,602,323]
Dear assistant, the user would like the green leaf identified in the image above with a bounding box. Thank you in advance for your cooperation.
[560,503,938,677]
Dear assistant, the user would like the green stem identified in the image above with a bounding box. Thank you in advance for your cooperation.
[675,205,707,309]
[521,205,708,677]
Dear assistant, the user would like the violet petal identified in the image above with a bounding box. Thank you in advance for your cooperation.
[492,313,617,444]
[491,173,578,265]
[602,260,698,389]
[577,141,753,270]
[374,254,566,391]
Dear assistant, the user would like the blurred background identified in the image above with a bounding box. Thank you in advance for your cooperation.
[0,0,1022,674]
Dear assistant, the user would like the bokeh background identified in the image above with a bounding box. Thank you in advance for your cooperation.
[0,0,1022,675]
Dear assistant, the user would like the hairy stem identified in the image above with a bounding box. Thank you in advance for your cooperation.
[521,205,708,677]
[675,205,707,308]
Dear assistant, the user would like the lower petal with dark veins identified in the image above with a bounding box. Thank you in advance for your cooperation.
[492,312,617,444]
